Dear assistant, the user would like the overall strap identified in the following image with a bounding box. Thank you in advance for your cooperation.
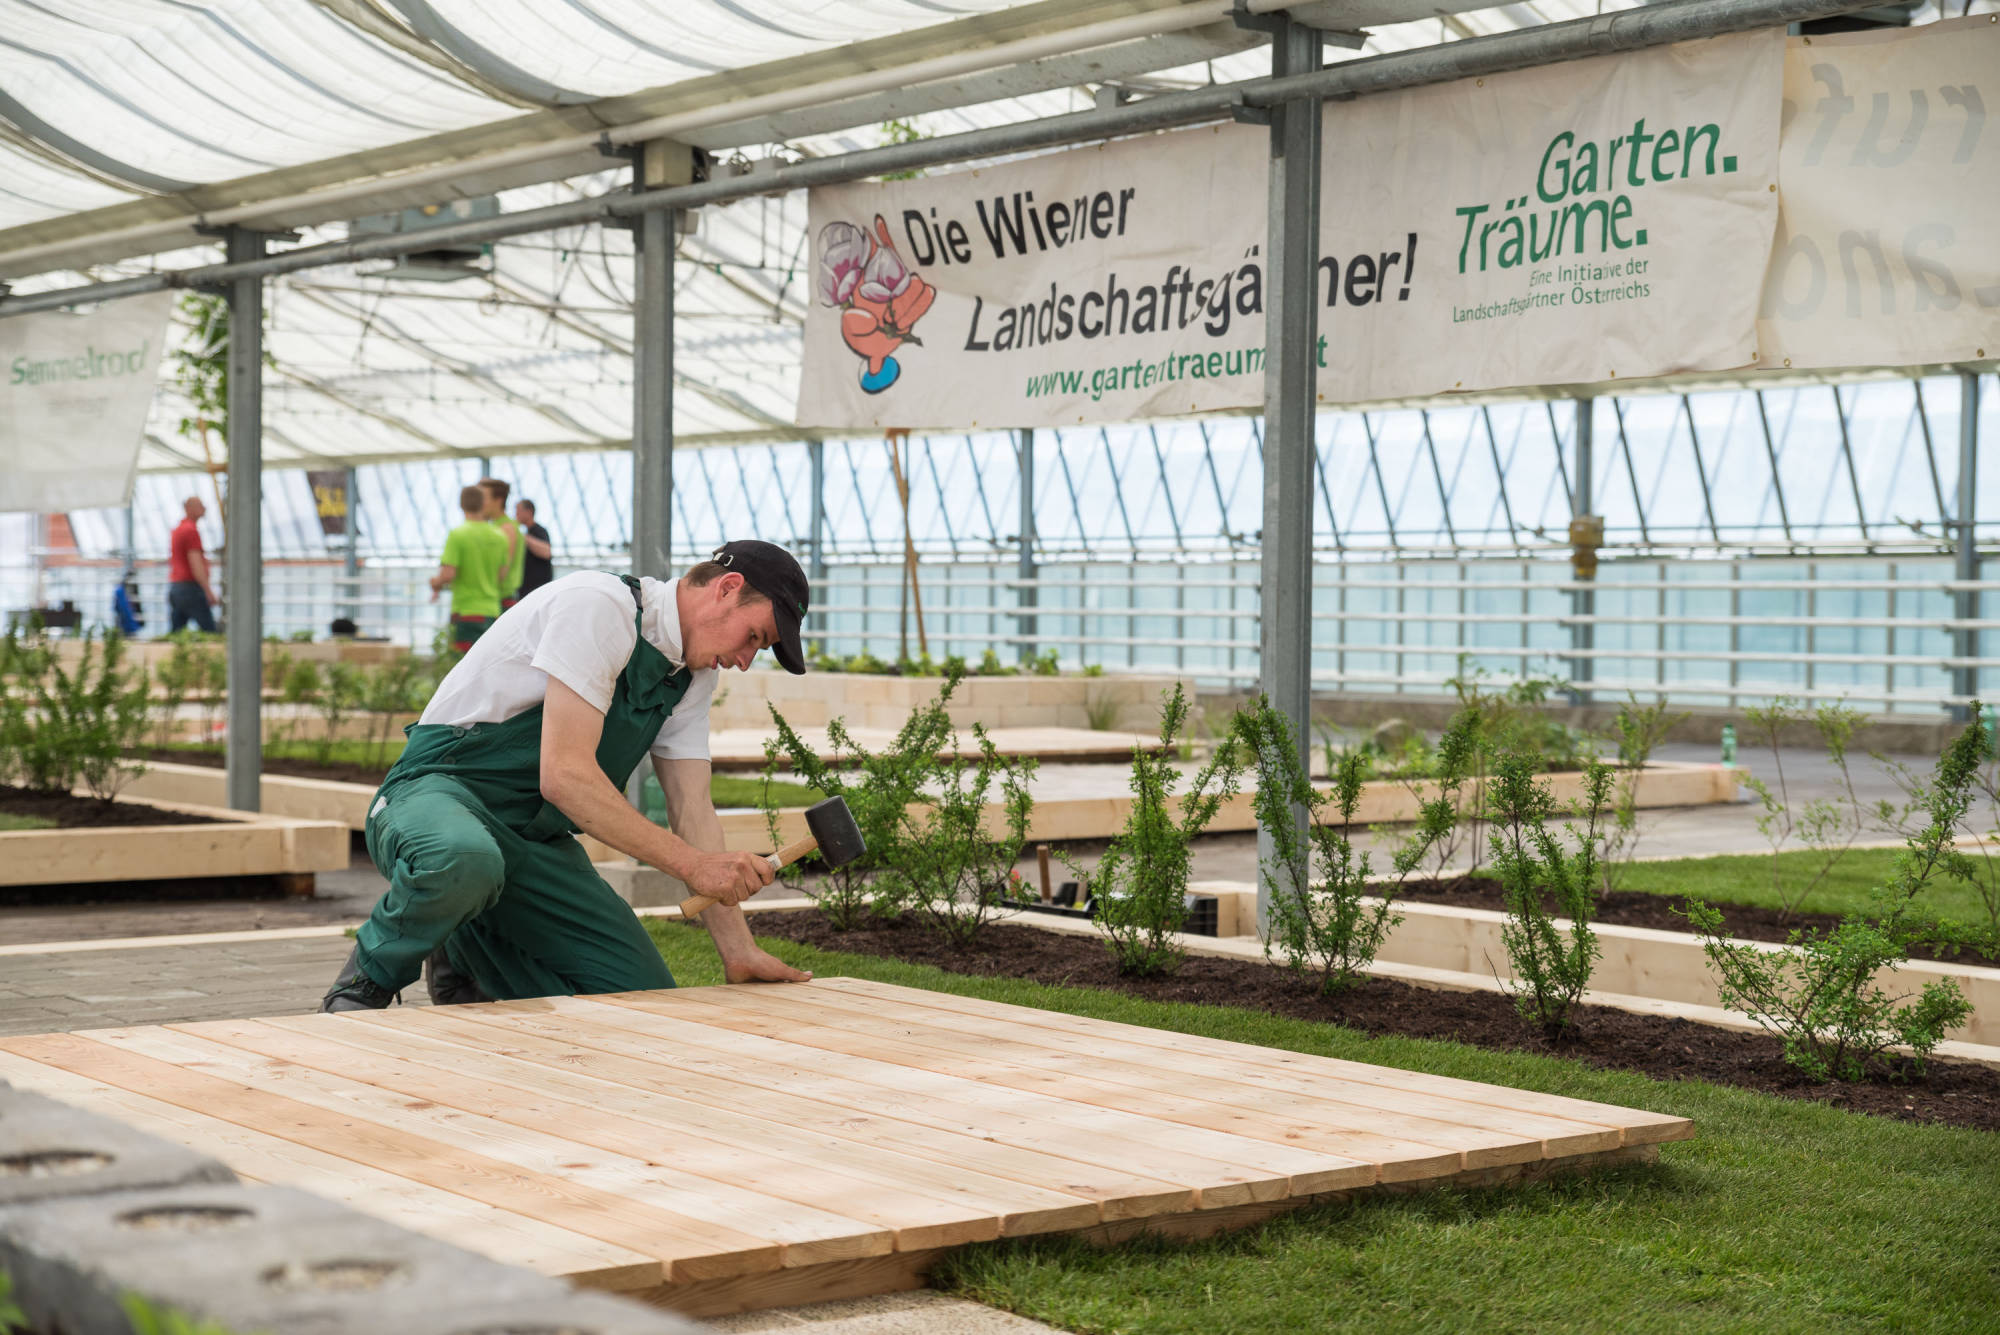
[619,573,644,617]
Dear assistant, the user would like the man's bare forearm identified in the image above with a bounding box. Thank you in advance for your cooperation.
[545,764,705,881]
[659,773,760,959]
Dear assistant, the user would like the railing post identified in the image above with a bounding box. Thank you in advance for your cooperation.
[1017,427,1038,665]
[1954,370,1981,721]
[342,464,360,625]
[223,227,265,814]
[1254,12,1323,940]
[808,438,826,636]
[1569,396,1596,706]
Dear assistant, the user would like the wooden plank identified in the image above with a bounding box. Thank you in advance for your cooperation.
[189,1016,1096,1243]
[83,1024,897,1265]
[798,982,1624,1159]
[820,978,1694,1147]
[648,1248,946,1320]
[373,999,1321,1207]
[611,988,1472,1180]
[257,1011,1192,1226]
[0,1049,663,1291]
[0,1031,782,1282]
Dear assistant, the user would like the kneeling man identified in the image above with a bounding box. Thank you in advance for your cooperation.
[321,541,812,1011]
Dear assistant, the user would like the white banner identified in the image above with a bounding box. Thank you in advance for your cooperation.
[1757,16,2000,370]
[797,31,1783,429]
[0,293,172,513]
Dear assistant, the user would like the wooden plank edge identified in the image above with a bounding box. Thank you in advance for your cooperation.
[644,1144,1666,1319]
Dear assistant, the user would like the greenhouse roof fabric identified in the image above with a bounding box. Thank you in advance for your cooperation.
[0,0,1984,474]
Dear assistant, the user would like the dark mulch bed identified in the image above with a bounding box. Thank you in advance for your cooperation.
[0,873,313,908]
[134,747,390,788]
[0,785,227,830]
[1389,874,2000,968]
[753,911,2000,1133]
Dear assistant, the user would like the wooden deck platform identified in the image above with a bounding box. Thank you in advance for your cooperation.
[0,979,1692,1317]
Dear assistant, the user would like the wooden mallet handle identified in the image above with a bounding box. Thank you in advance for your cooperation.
[679,835,820,917]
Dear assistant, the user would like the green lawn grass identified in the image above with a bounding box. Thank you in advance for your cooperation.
[646,920,1999,1335]
[1618,847,1998,926]
[0,813,53,831]
[147,740,821,808]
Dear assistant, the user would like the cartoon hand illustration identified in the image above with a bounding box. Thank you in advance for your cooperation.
[818,215,935,394]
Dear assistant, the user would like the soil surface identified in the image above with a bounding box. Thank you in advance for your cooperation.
[0,785,227,830]
[1388,874,2000,968]
[754,912,2000,1133]
[134,747,390,788]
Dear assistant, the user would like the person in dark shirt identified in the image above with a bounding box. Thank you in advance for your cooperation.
[514,498,555,596]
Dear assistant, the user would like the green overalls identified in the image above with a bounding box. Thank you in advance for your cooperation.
[352,576,684,1001]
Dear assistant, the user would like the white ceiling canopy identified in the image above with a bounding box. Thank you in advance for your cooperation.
[0,0,1976,475]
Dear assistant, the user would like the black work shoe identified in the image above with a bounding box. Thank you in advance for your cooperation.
[424,946,488,1007]
[319,945,399,1013]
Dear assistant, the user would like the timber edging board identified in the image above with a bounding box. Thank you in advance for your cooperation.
[117,758,1740,849]
[0,795,349,887]
[0,978,1691,1316]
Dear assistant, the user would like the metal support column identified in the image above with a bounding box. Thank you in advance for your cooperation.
[1017,427,1038,664]
[1571,397,1595,704]
[1953,370,1981,720]
[342,464,360,624]
[223,228,265,813]
[632,141,676,579]
[1255,14,1322,936]
[807,438,826,633]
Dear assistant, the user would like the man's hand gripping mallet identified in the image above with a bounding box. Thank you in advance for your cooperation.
[679,795,866,917]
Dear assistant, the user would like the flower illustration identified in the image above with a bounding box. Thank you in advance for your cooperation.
[817,214,936,394]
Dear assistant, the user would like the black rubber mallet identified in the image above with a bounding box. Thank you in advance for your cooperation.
[678,795,866,917]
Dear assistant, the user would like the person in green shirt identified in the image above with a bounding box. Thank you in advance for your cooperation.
[482,476,526,610]
[432,484,509,651]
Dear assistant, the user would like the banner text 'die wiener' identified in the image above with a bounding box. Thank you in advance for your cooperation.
[796,30,1782,430]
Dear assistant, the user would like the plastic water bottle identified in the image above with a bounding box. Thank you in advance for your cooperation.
[1720,724,1737,766]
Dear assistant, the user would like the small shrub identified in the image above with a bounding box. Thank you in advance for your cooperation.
[1073,684,1242,977]
[760,671,960,928]
[8,631,152,800]
[977,648,1016,677]
[1488,749,1613,1036]
[1687,715,1985,1081]
[1397,706,1480,878]
[312,662,365,765]
[890,723,1036,948]
[270,657,321,754]
[1082,688,1120,731]
[1028,648,1061,676]
[1741,695,1869,920]
[1239,697,1450,995]
[360,656,425,769]
[1600,693,1688,893]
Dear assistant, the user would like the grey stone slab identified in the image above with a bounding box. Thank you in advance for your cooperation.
[0,1087,236,1208]
[0,1183,579,1335]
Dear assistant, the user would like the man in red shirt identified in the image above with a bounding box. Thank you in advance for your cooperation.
[167,496,217,633]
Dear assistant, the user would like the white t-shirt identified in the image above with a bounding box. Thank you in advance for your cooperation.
[420,572,717,761]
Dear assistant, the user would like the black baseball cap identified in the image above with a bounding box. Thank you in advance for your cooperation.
[710,540,810,674]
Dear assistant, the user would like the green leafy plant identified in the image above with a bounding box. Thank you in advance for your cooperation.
[311,662,365,765]
[150,633,207,748]
[889,723,1036,948]
[1028,648,1061,676]
[11,630,153,801]
[1070,684,1242,977]
[1875,744,2000,953]
[1741,696,1869,920]
[1488,749,1613,1036]
[977,647,1017,677]
[1600,693,1689,893]
[360,655,427,769]
[1395,705,1481,878]
[1238,697,1449,995]
[122,1290,251,1335]
[760,671,962,928]
[1082,688,1121,732]
[267,656,320,754]
[1686,716,1984,1081]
